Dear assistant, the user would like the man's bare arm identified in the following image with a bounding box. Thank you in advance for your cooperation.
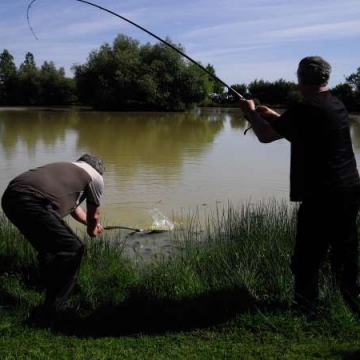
[239,100,283,143]
[70,206,87,225]
[86,203,103,237]
[70,205,103,237]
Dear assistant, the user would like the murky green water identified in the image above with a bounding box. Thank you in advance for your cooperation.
[1,108,360,232]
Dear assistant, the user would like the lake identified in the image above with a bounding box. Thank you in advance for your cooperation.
[1,107,360,232]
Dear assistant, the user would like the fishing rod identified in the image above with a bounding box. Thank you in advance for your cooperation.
[26,0,245,100]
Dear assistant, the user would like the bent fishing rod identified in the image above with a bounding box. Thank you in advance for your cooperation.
[27,0,244,100]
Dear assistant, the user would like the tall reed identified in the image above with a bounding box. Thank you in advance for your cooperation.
[0,200,351,314]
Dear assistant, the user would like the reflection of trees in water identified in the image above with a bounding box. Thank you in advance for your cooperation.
[0,110,79,158]
[73,111,225,179]
[228,113,247,130]
[197,107,248,130]
[0,109,225,180]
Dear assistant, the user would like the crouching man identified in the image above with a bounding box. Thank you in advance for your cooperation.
[1,154,105,314]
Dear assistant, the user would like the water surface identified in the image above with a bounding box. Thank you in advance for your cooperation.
[1,108,360,232]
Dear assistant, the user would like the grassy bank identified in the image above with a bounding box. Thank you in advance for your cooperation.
[1,201,360,359]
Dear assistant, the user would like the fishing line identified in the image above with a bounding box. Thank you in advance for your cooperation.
[26,0,244,99]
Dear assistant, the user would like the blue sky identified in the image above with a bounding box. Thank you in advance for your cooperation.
[1,0,360,88]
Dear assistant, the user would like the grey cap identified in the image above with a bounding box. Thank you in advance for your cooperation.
[297,56,331,86]
[77,153,105,175]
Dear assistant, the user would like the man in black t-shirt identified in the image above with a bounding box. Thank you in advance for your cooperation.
[239,56,360,314]
[1,154,105,315]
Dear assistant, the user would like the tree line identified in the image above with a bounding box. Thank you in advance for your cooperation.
[224,78,360,111]
[0,50,76,106]
[1,34,359,111]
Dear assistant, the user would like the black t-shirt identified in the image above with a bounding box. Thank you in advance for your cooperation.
[271,91,360,201]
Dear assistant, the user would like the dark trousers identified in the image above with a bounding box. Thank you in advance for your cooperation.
[1,189,84,311]
[291,191,360,310]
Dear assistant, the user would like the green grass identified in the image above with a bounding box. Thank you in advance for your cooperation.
[1,200,360,359]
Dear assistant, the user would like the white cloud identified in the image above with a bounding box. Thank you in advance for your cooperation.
[268,20,360,40]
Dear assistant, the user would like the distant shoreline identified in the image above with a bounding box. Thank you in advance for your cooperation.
[1,105,359,120]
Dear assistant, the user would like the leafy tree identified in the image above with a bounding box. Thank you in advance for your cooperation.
[138,39,210,110]
[73,34,210,110]
[331,83,358,111]
[247,79,272,103]
[227,83,248,103]
[17,52,41,105]
[138,39,183,109]
[205,64,225,101]
[346,68,360,92]
[39,61,74,105]
[346,68,360,107]
[176,62,210,108]
[248,78,297,105]
[0,49,18,105]
[74,36,141,108]
[272,79,298,105]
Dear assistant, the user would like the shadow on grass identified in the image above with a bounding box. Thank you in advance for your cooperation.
[333,350,360,360]
[27,286,256,337]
